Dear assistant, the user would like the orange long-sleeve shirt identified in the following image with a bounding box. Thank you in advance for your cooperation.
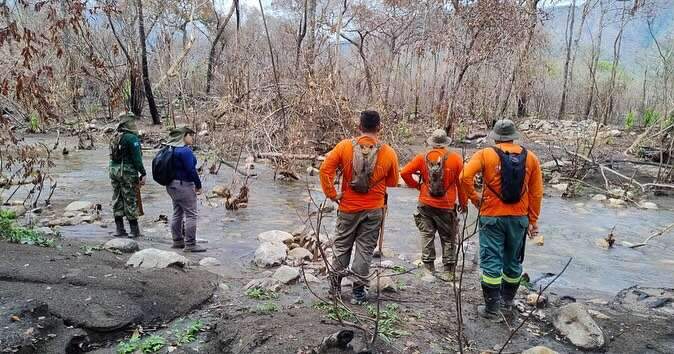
[460,143,544,225]
[319,136,400,213]
[401,148,468,210]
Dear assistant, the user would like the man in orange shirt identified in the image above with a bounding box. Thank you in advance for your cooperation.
[460,119,543,320]
[320,111,400,305]
[401,129,467,280]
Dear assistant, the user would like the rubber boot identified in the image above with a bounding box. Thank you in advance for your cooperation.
[478,284,503,322]
[501,281,520,314]
[184,244,207,252]
[113,216,128,237]
[128,219,142,238]
[422,262,435,273]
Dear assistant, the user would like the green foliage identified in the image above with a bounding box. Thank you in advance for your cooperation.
[313,301,355,321]
[642,109,660,127]
[117,334,166,354]
[80,245,103,255]
[122,79,131,101]
[28,112,40,132]
[597,60,614,73]
[245,287,279,300]
[366,303,409,342]
[625,111,635,130]
[0,213,56,247]
[176,320,203,344]
[254,302,279,314]
[392,265,406,274]
[140,336,166,353]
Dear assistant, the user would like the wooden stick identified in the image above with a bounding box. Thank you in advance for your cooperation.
[629,222,674,249]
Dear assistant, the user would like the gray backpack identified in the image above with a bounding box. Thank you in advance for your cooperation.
[425,151,448,197]
[350,139,381,193]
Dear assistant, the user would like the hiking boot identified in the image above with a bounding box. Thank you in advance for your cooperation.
[422,262,435,273]
[372,248,382,258]
[350,286,368,305]
[479,284,503,322]
[113,216,128,237]
[171,241,185,249]
[184,244,207,253]
[128,219,142,238]
[438,263,457,282]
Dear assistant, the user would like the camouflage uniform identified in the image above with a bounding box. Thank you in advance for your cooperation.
[109,115,146,220]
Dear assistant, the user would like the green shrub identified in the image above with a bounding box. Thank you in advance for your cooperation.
[0,213,56,247]
[625,111,635,130]
[117,334,166,354]
[176,320,203,344]
[643,109,660,127]
[245,287,279,300]
[366,303,409,342]
[254,302,279,314]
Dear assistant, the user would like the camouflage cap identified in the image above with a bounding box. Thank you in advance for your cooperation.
[167,126,196,147]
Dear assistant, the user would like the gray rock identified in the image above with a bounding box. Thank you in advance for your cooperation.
[254,241,288,267]
[244,278,282,292]
[553,303,605,350]
[288,247,313,261]
[199,257,222,266]
[522,346,559,354]
[591,194,607,201]
[37,227,56,237]
[304,273,320,283]
[608,198,625,207]
[372,277,398,293]
[257,230,293,243]
[272,265,300,284]
[126,248,189,268]
[380,260,395,268]
[64,201,94,212]
[551,183,569,192]
[104,238,139,253]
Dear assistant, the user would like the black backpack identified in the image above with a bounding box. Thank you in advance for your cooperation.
[487,146,527,204]
[152,145,176,186]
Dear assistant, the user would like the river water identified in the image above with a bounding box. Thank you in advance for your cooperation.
[38,143,674,297]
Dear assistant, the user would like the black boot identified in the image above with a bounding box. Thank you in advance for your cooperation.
[113,216,128,237]
[128,219,142,238]
[501,281,520,313]
[478,284,502,322]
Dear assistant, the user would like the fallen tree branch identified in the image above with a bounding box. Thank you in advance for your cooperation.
[566,150,646,191]
[629,222,674,249]
[257,152,325,161]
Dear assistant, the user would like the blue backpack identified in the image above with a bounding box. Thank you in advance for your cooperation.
[487,146,527,204]
[152,145,176,186]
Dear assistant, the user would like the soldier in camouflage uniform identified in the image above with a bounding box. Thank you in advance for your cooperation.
[109,113,146,238]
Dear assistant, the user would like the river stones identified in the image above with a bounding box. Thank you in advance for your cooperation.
[65,201,94,212]
[272,265,300,284]
[288,247,313,261]
[254,241,288,267]
[199,257,222,266]
[522,346,559,354]
[104,238,139,253]
[257,230,293,243]
[553,303,605,350]
[126,248,189,268]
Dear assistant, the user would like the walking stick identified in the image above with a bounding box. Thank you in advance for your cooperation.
[135,183,144,216]
[373,193,388,258]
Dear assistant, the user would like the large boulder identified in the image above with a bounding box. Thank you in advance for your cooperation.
[272,265,300,284]
[64,201,94,212]
[288,247,313,261]
[372,277,398,293]
[104,238,139,253]
[254,242,288,267]
[126,248,189,269]
[257,230,293,243]
[553,303,605,350]
[522,346,559,354]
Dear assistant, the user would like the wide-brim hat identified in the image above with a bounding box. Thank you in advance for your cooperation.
[167,126,196,147]
[488,119,520,141]
[116,112,138,133]
[426,128,452,147]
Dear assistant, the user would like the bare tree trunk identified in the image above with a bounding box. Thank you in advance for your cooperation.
[602,4,627,125]
[136,0,161,125]
[584,0,605,121]
[106,10,144,117]
[206,0,237,94]
[305,0,317,72]
[498,0,541,117]
[558,0,576,120]
[294,0,308,71]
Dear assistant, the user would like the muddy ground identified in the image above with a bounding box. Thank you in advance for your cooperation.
[2,120,674,353]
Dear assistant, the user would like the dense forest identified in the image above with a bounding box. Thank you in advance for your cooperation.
[0,0,672,154]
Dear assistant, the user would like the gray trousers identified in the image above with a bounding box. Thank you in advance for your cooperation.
[166,180,198,246]
[331,209,383,288]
